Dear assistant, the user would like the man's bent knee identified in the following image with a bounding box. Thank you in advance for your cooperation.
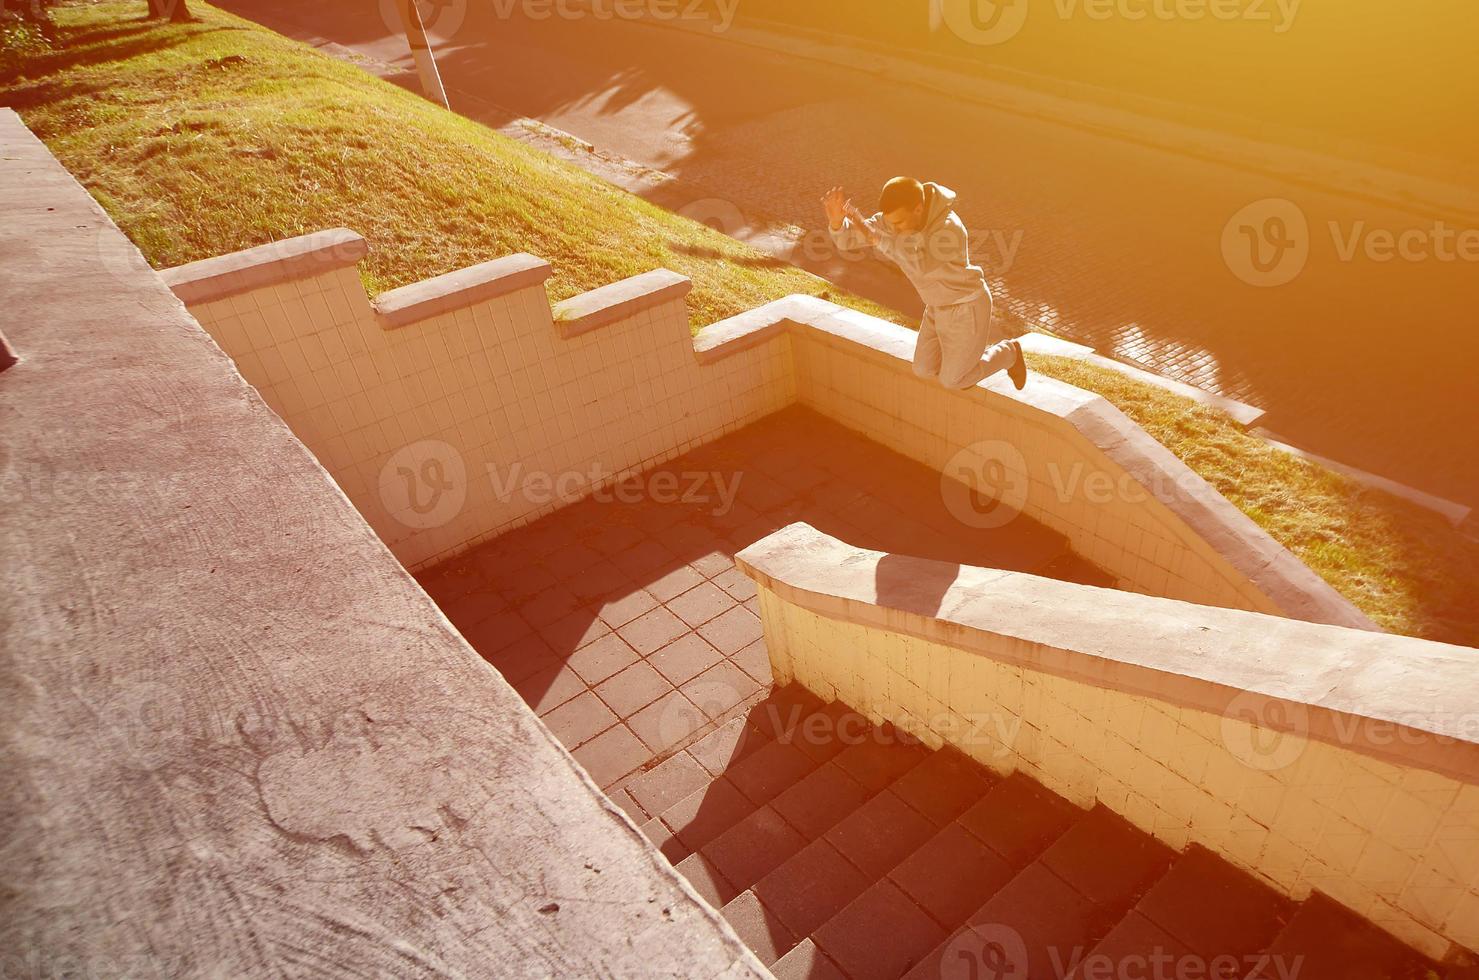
[937,361,986,390]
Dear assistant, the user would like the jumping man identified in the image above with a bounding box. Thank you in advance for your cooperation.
[823,177,1026,391]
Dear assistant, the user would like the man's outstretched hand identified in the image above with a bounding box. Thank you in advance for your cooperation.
[822,186,849,230]
[822,186,879,244]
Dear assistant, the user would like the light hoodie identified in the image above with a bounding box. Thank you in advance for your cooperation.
[830,182,990,308]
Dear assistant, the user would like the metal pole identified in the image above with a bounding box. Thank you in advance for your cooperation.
[395,0,450,109]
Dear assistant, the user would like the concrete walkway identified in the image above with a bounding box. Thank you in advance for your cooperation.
[217,0,1479,508]
[0,107,762,978]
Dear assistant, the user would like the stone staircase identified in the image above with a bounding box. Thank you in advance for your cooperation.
[635,685,1449,980]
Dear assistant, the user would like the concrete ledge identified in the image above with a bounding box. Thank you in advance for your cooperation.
[737,523,1478,782]
[373,253,553,329]
[552,268,692,338]
[1061,397,1379,632]
[160,228,368,304]
[697,294,1098,417]
[693,295,799,364]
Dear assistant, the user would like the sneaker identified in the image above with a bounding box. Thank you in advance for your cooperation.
[1007,339,1027,390]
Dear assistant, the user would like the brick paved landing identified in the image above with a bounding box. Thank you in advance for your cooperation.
[418,405,1110,797]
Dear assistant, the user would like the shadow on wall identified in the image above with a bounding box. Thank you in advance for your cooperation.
[875,553,959,619]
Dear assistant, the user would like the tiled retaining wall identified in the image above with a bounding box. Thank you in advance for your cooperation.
[168,234,1370,631]
[738,523,1479,962]
[164,232,793,569]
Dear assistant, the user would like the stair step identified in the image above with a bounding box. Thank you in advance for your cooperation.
[675,851,739,909]
[811,773,1088,978]
[659,723,895,868]
[905,803,1175,978]
[697,803,808,896]
[830,728,931,794]
[959,861,1101,978]
[956,771,1083,865]
[1133,844,1295,962]
[695,702,971,968]
[771,938,847,980]
[887,744,995,827]
[638,816,684,865]
[888,821,1017,930]
[769,759,873,840]
[624,750,712,818]
[1251,893,1437,980]
[1064,910,1197,980]
[747,839,873,946]
[679,682,837,773]
[733,747,1004,965]
[686,712,774,776]
[682,704,944,906]
[813,878,949,980]
[720,890,796,968]
[657,685,839,861]
[744,682,829,744]
[659,774,754,856]
[1040,805,1178,911]
[663,687,947,932]
[822,787,940,879]
[785,699,865,766]
[725,737,819,806]
[1058,843,1296,978]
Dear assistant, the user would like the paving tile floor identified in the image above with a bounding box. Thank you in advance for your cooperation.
[418,405,1109,801]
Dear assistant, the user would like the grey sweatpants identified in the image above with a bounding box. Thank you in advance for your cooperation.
[914,292,1018,390]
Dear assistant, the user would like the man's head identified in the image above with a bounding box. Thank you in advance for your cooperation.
[879,176,926,234]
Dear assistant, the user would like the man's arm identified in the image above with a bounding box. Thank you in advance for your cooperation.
[823,186,882,251]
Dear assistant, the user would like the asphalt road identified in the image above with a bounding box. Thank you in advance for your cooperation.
[220,0,1478,507]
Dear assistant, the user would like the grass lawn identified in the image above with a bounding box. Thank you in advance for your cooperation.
[4,1,1475,645]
